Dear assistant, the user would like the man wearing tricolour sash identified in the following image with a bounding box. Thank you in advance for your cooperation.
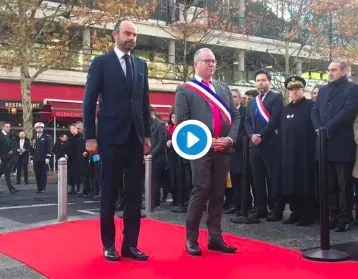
[244,69,284,222]
[176,48,240,256]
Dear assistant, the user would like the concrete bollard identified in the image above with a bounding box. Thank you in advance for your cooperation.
[58,157,68,222]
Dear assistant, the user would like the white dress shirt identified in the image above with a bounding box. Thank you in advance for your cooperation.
[19,139,24,149]
[114,47,131,77]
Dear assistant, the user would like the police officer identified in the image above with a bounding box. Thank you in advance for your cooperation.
[30,122,52,193]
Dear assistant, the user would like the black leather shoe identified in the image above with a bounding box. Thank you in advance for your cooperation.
[267,215,283,222]
[282,213,299,224]
[104,247,120,261]
[10,189,19,194]
[329,217,338,229]
[208,240,237,253]
[335,223,350,232]
[186,240,202,256]
[121,247,149,261]
[249,211,267,219]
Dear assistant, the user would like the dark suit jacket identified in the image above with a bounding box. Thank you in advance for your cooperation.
[245,90,283,148]
[149,118,167,164]
[16,138,31,161]
[230,106,246,174]
[83,50,150,145]
[311,76,358,162]
[0,133,14,160]
[175,80,240,142]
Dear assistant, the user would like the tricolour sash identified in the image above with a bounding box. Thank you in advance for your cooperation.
[253,95,271,124]
[183,80,232,126]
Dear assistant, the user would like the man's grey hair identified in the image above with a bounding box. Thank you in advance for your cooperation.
[193,48,214,62]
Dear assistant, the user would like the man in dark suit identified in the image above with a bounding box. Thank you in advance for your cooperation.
[0,122,19,194]
[176,48,240,256]
[83,20,151,261]
[244,69,284,221]
[224,89,249,216]
[149,106,167,208]
[311,61,358,232]
[30,122,52,193]
[15,131,30,184]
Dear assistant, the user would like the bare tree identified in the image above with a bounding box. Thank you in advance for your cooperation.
[0,0,157,138]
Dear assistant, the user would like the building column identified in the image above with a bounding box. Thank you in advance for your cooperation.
[168,39,175,64]
[167,39,176,79]
[234,50,245,83]
[296,58,303,75]
[82,28,91,70]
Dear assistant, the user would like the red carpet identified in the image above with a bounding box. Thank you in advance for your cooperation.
[0,218,357,279]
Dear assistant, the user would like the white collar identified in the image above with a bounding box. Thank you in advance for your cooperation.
[2,130,7,136]
[195,75,213,83]
[237,104,241,110]
[114,47,131,59]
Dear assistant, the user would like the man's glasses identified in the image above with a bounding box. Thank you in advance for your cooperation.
[197,59,217,65]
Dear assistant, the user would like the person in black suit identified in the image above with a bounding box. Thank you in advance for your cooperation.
[0,122,19,194]
[15,131,30,184]
[149,106,167,208]
[83,19,151,261]
[225,89,251,216]
[311,61,358,232]
[245,69,284,221]
[30,122,52,193]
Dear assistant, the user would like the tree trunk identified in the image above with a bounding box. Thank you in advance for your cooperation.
[20,66,34,140]
[284,41,290,104]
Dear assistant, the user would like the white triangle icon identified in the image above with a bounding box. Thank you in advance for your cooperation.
[187,132,200,148]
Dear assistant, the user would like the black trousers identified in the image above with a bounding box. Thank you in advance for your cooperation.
[16,155,29,184]
[0,159,16,192]
[249,146,282,215]
[152,160,166,207]
[33,160,47,191]
[99,128,144,249]
[286,195,315,220]
[229,173,254,211]
[328,162,353,224]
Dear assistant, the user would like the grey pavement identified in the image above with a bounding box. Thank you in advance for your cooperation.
[1,179,358,278]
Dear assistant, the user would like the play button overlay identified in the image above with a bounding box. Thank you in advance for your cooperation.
[172,120,212,160]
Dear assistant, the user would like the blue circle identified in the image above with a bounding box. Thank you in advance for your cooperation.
[176,124,208,156]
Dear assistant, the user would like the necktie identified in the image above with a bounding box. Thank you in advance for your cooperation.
[202,80,222,138]
[123,54,133,87]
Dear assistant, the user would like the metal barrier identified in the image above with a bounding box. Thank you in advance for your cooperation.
[144,155,153,214]
[303,128,349,261]
[57,157,68,222]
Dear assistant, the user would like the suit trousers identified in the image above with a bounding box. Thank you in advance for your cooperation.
[249,146,281,215]
[16,155,29,184]
[327,162,353,224]
[33,160,47,191]
[186,151,229,241]
[99,127,144,249]
[0,159,16,192]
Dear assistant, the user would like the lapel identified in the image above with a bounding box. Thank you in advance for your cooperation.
[130,55,138,96]
[263,91,272,107]
[109,51,126,82]
[212,81,225,101]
